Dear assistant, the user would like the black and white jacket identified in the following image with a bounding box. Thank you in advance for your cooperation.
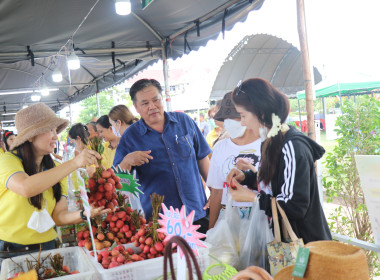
[243,126,332,243]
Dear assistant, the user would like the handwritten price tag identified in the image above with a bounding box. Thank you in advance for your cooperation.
[158,204,206,257]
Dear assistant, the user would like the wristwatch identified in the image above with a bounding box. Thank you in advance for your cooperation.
[80,209,87,220]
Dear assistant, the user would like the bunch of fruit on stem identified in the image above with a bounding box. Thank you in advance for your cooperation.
[92,193,169,269]
[87,167,122,210]
[77,203,146,250]
[7,253,79,280]
[87,137,121,210]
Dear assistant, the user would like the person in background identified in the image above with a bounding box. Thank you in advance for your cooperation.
[0,103,109,268]
[86,122,98,139]
[68,123,90,156]
[227,78,332,243]
[206,100,225,149]
[96,115,119,169]
[114,79,211,233]
[199,113,210,137]
[207,92,261,229]
[207,105,217,131]
[108,104,138,137]
[0,126,6,154]
[4,131,16,152]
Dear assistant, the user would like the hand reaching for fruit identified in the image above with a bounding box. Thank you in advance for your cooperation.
[74,149,102,168]
[85,205,112,219]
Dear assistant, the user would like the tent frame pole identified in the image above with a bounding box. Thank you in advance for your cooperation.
[162,45,172,112]
[297,0,315,141]
[96,81,101,117]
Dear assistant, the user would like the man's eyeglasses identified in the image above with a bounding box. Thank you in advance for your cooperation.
[234,80,245,95]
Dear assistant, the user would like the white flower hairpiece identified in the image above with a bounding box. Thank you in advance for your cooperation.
[267,113,289,138]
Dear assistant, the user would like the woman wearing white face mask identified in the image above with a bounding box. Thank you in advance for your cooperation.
[96,115,120,170]
[0,103,110,268]
[206,92,261,229]
[227,78,331,243]
[108,104,138,138]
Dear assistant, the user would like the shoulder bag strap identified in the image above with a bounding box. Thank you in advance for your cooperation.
[271,197,281,242]
[275,200,299,242]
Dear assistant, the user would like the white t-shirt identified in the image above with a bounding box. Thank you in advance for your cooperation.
[206,137,261,207]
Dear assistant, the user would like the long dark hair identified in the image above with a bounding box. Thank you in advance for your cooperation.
[16,141,62,209]
[4,130,14,151]
[96,115,112,128]
[232,78,290,185]
[68,123,90,145]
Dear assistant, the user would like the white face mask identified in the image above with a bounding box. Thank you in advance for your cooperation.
[27,199,55,233]
[112,124,121,137]
[224,119,246,139]
[259,126,268,142]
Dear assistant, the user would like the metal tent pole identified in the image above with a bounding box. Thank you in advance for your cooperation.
[162,45,172,112]
[96,81,101,117]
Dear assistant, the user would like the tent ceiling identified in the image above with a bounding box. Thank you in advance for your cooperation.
[210,33,322,99]
[0,0,265,122]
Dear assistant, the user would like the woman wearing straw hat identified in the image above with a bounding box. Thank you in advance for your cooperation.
[227,78,331,243]
[0,103,111,267]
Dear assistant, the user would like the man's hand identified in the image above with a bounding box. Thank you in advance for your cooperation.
[122,150,153,168]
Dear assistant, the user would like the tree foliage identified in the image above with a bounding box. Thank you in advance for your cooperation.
[323,95,380,277]
[77,87,133,124]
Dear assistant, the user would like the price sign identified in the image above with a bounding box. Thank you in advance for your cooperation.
[113,166,143,198]
[158,204,206,258]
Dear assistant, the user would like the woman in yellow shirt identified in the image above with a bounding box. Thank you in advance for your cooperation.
[96,115,119,169]
[0,103,110,267]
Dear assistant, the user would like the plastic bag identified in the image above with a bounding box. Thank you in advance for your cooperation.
[205,195,241,268]
[239,202,274,270]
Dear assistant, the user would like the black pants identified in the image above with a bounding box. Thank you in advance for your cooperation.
[193,216,209,235]
[0,239,55,270]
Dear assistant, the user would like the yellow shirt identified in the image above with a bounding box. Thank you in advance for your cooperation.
[0,148,4,156]
[0,152,68,244]
[206,128,220,149]
[102,142,116,169]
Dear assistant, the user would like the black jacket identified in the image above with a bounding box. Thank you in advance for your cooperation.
[243,126,332,243]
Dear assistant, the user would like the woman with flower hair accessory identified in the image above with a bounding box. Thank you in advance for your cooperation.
[226,78,331,243]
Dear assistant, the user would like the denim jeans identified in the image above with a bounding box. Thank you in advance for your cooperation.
[0,239,55,270]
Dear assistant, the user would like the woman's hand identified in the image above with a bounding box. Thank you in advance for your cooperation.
[74,149,102,168]
[226,168,245,187]
[236,158,257,173]
[85,205,112,219]
[229,178,256,203]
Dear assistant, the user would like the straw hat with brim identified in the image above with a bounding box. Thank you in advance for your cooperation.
[274,241,369,280]
[213,92,241,121]
[10,103,69,150]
